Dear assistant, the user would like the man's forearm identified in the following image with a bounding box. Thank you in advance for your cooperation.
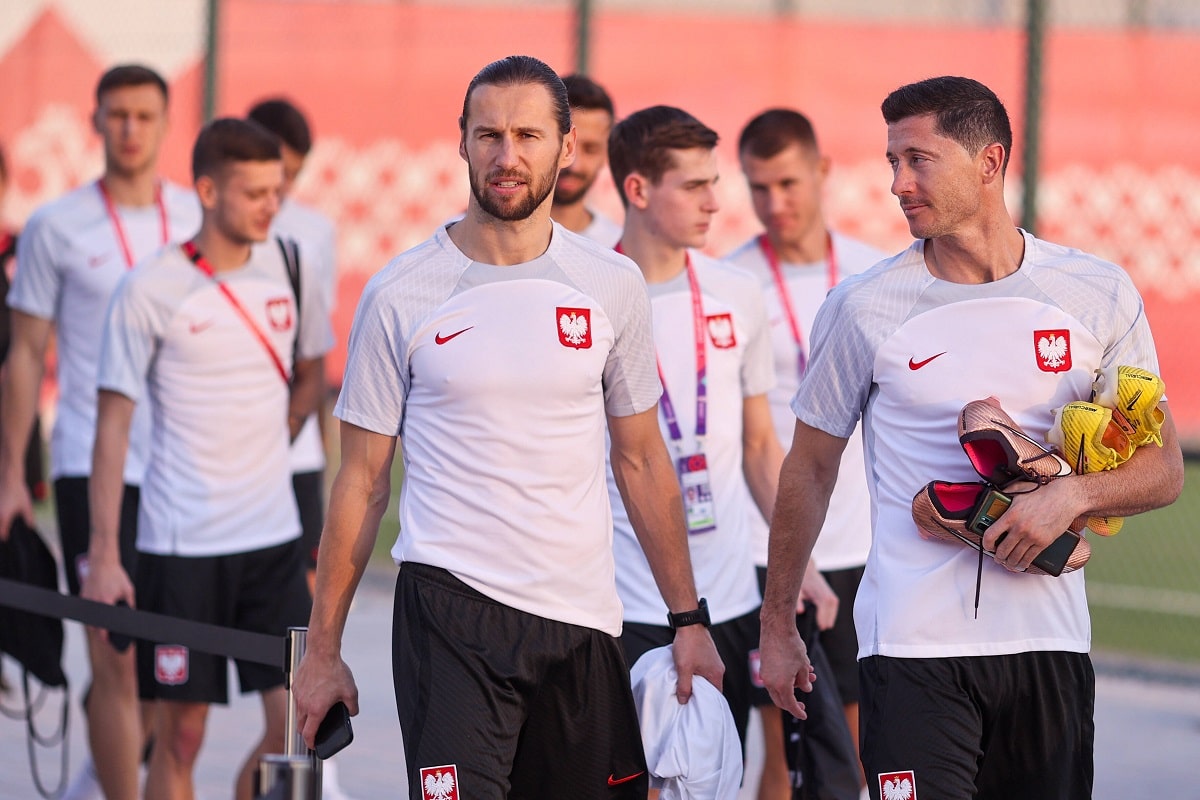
[761,450,833,631]
[613,449,701,613]
[288,356,325,440]
[88,392,133,564]
[0,348,44,478]
[306,454,391,658]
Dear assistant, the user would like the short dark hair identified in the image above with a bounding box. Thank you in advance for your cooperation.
[95,64,168,106]
[738,108,819,160]
[608,106,718,207]
[247,98,313,155]
[192,118,282,182]
[881,76,1013,174]
[460,55,571,136]
[562,74,614,117]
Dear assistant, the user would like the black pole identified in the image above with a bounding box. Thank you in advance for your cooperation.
[1020,0,1046,234]
[203,0,220,122]
[575,0,593,76]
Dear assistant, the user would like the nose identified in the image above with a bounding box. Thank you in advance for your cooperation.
[890,163,911,197]
[495,135,520,170]
[766,186,787,215]
[702,184,720,214]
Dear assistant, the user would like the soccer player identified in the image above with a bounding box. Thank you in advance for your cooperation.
[247,97,338,590]
[0,65,200,800]
[605,104,782,752]
[85,117,331,800]
[550,74,623,246]
[759,76,1184,800]
[727,107,885,797]
[292,56,722,799]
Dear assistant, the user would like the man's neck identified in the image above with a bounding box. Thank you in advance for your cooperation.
[100,168,159,207]
[618,222,688,285]
[550,201,593,235]
[190,227,253,274]
[448,203,554,266]
[923,222,1025,284]
[768,221,828,265]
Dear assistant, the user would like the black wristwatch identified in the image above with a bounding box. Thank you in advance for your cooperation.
[667,598,711,629]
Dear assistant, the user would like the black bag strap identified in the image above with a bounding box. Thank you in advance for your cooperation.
[276,235,302,348]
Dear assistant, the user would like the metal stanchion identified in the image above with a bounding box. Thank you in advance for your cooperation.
[256,627,322,798]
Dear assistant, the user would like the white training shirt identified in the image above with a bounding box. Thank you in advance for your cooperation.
[794,230,1160,659]
[272,198,338,474]
[610,251,774,626]
[726,231,888,570]
[98,239,334,556]
[335,222,661,636]
[9,181,201,483]
[580,207,624,249]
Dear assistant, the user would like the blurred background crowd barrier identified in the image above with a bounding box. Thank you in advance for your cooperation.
[3,0,1198,665]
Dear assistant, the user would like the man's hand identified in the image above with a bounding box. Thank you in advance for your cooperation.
[293,648,360,750]
[759,618,816,720]
[0,470,34,541]
[80,557,136,644]
[799,562,839,631]
[670,624,724,704]
[984,479,1081,573]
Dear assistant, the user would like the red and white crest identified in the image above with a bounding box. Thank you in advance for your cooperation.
[707,313,737,348]
[266,297,293,332]
[879,770,916,800]
[557,307,592,349]
[420,765,459,800]
[155,645,189,686]
[1034,329,1071,373]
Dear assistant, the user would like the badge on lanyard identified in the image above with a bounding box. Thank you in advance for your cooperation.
[678,452,717,535]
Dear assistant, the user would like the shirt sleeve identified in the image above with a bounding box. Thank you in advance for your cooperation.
[791,283,874,439]
[7,209,63,320]
[97,272,161,403]
[333,277,409,436]
[601,265,662,417]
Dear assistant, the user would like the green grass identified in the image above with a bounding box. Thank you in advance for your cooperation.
[1086,460,1200,663]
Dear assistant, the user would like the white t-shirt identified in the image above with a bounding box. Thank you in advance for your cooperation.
[9,180,201,483]
[335,223,661,636]
[272,198,338,474]
[726,231,888,569]
[98,240,334,556]
[580,208,623,249]
[610,251,774,626]
[794,230,1160,659]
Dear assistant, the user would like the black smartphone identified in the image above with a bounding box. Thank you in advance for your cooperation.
[314,701,353,760]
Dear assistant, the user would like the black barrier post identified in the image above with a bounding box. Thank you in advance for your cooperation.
[255,627,321,799]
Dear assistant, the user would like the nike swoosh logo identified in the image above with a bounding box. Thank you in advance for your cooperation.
[908,352,946,370]
[88,253,112,268]
[434,326,473,345]
[1125,388,1143,412]
[607,771,645,787]
[189,320,215,334]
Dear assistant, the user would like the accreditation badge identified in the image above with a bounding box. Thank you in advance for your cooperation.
[678,452,717,534]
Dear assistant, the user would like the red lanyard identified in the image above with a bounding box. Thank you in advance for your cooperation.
[758,231,838,379]
[616,244,707,444]
[97,179,169,269]
[182,241,291,385]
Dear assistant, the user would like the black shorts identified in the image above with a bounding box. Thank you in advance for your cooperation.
[134,538,311,704]
[393,563,647,800]
[819,564,864,705]
[860,652,1095,800]
[291,470,324,569]
[55,477,139,596]
[621,607,759,749]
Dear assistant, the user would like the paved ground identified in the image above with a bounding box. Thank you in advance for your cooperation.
[3,564,1200,799]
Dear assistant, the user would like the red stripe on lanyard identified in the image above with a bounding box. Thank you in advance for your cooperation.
[97,180,169,269]
[758,231,837,380]
[615,243,706,444]
[182,241,291,385]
